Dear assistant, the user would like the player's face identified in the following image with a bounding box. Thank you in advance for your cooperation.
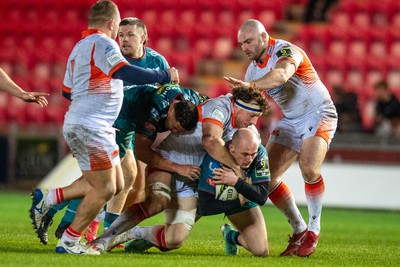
[166,102,186,134]
[234,108,261,128]
[118,25,145,58]
[230,142,258,169]
[238,29,265,61]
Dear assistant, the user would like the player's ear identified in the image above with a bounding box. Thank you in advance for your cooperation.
[228,143,235,154]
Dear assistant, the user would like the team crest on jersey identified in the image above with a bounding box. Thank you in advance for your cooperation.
[211,109,225,121]
[276,48,293,58]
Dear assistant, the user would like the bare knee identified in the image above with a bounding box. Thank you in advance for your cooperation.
[99,184,117,202]
[299,163,320,182]
[165,237,185,250]
[251,247,269,257]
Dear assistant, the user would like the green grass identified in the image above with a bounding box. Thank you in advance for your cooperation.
[0,192,399,267]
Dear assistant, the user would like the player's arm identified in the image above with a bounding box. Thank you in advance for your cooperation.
[113,65,179,85]
[197,190,241,216]
[224,60,296,91]
[213,166,269,205]
[135,133,200,179]
[0,68,49,107]
[201,122,243,177]
[234,179,269,205]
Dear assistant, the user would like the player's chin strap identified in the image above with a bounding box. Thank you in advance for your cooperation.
[234,99,263,115]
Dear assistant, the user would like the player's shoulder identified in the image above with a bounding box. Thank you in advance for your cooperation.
[273,39,302,57]
[145,47,166,59]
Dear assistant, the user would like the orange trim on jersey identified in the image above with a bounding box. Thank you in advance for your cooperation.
[109,61,129,77]
[88,43,111,93]
[257,38,276,68]
[196,105,204,122]
[294,51,319,86]
[81,29,106,38]
[202,118,223,128]
[230,98,237,128]
[62,85,71,94]
[276,57,298,69]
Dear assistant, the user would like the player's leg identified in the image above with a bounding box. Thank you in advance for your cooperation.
[90,170,173,251]
[227,206,269,257]
[266,141,308,256]
[104,149,137,228]
[55,199,82,238]
[296,110,337,257]
[124,176,197,252]
[55,124,123,254]
[123,159,147,209]
[296,135,327,257]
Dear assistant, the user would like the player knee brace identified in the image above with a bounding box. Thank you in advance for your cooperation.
[149,182,171,201]
[164,209,195,231]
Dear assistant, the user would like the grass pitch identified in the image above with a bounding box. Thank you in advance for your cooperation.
[0,192,399,267]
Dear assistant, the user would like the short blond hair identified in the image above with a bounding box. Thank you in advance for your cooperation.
[88,0,119,26]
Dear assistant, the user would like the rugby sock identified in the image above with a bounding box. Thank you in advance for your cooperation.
[304,176,325,235]
[46,200,70,217]
[226,229,241,246]
[60,199,80,226]
[269,182,307,234]
[104,212,119,228]
[62,226,82,244]
[137,225,164,246]
[46,188,64,205]
[149,225,169,250]
[101,205,147,240]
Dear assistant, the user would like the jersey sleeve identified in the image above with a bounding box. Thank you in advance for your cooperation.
[274,43,303,70]
[94,38,128,77]
[199,98,231,128]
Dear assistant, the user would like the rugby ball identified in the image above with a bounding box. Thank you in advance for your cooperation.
[215,184,239,201]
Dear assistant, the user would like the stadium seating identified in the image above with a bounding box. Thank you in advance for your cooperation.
[0,0,397,128]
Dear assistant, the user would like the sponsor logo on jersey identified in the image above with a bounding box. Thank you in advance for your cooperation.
[268,85,284,96]
[211,109,225,121]
[107,53,123,66]
[276,48,293,58]
[255,158,270,177]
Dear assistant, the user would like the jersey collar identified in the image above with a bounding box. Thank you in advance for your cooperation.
[81,29,106,39]
[256,37,276,68]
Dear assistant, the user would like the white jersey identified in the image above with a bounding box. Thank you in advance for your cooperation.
[198,94,238,142]
[157,94,241,166]
[157,122,205,166]
[63,29,129,128]
[244,38,336,120]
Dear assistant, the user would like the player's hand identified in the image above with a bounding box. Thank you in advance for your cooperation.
[176,164,201,181]
[223,76,249,88]
[168,67,180,84]
[21,92,49,107]
[212,167,238,186]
